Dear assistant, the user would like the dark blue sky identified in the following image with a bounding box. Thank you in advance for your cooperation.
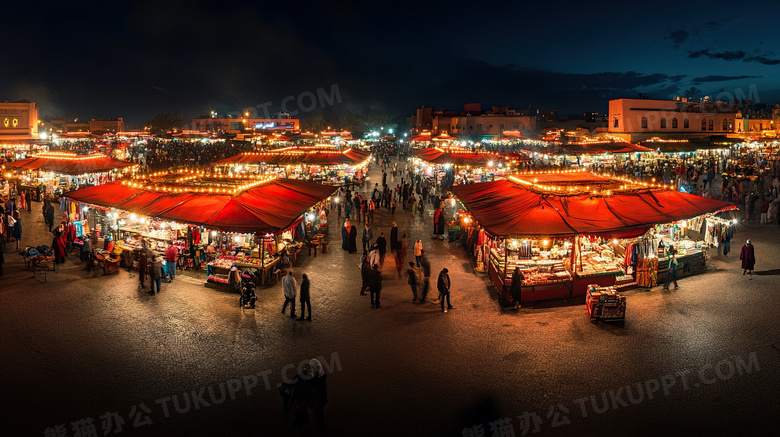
[2,0,777,126]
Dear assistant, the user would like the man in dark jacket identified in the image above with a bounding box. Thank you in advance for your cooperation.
[362,223,373,252]
[297,273,312,321]
[406,262,419,302]
[375,232,387,267]
[419,250,432,303]
[437,268,454,313]
[369,264,383,309]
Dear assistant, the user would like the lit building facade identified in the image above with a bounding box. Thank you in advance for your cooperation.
[411,104,536,139]
[192,117,299,134]
[608,98,738,142]
[0,100,39,141]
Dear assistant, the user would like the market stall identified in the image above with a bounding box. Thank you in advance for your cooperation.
[5,151,138,200]
[65,172,337,288]
[451,170,734,304]
[214,145,371,184]
[412,146,530,188]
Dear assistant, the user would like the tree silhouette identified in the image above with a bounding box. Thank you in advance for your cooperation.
[301,113,327,132]
[147,111,186,133]
[338,114,361,133]
[683,87,702,100]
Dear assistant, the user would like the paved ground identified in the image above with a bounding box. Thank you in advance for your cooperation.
[2,157,779,437]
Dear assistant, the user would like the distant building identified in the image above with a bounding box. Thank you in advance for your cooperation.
[0,99,39,141]
[537,109,557,122]
[89,118,125,134]
[410,104,537,139]
[584,112,604,123]
[50,117,125,134]
[192,115,299,134]
[409,106,433,135]
[608,98,740,142]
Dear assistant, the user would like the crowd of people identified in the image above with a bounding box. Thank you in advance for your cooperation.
[127,139,256,171]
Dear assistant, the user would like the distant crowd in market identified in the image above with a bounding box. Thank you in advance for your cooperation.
[127,139,255,171]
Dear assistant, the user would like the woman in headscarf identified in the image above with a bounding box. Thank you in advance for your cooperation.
[348,221,358,253]
[52,225,67,273]
[341,219,351,251]
[740,239,756,275]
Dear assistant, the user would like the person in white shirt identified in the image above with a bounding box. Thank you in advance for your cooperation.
[281,271,298,318]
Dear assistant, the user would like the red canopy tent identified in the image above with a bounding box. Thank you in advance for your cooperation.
[214,147,370,167]
[413,147,530,166]
[450,172,733,238]
[7,152,138,175]
[65,178,338,234]
[560,141,653,155]
[409,133,432,142]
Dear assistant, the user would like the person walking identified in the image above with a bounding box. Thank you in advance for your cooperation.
[760,196,770,224]
[390,198,396,215]
[376,232,387,267]
[52,227,67,273]
[348,221,358,253]
[368,198,376,223]
[406,262,419,302]
[44,200,55,232]
[362,222,373,252]
[0,231,5,277]
[414,239,423,266]
[740,239,755,275]
[282,271,298,318]
[150,253,164,295]
[419,250,431,303]
[510,266,524,309]
[437,268,454,313]
[390,222,399,252]
[360,252,371,295]
[297,273,312,321]
[165,242,178,282]
[352,194,361,223]
[369,264,383,308]
[342,219,351,251]
[662,251,679,290]
[11,211,21,250]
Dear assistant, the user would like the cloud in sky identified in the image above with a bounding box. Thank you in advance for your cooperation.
[687,48,780,65]
[667,29,690,48]
[691,75,761,83]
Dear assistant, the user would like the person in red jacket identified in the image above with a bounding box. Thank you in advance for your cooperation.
[165,243,178,281]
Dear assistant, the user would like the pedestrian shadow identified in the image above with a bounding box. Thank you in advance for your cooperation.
[445,395,505,436]
[752,269,780,276]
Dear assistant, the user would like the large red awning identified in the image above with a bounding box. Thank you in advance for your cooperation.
[413,147,530,166]
[7,152,137,175]
[65,179,337,234]
[450,176,733,238]
[560,141,653,155]
[214,148,370,166]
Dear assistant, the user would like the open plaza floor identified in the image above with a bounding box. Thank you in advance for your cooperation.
[2,158,779,436]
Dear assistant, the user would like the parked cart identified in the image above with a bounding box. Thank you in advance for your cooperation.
[586,285,626,321]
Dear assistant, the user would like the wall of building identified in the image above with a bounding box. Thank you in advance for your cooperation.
[192,118,299,133]
[89,118,125,133]
[447,115,536,138]
[608,98,737,142]
[0,101,39,140]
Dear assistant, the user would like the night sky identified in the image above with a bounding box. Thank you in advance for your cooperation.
[2,0,778,126]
